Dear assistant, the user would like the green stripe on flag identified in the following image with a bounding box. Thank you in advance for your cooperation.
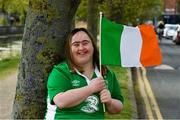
[101,17,124,65]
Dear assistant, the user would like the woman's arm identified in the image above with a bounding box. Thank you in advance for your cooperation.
[54,86,93,109]
[54,77,105,109]
[105,98,123,114]
[100,89,123,114]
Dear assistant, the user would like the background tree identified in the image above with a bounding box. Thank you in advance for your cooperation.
[12,0,80,118]
[0,0,10,25]
[0,0,29,25]
[99,0,125,23]
[77,0,163,26]
[99,0,163,25]
[87,0,98,39]
[123,0,163,25]
[76,0,87,21]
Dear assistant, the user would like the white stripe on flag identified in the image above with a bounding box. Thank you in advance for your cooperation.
[120,26,143,67]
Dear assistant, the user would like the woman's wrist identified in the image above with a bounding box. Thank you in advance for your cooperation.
[105,98,113,107]
[86,85,94,94]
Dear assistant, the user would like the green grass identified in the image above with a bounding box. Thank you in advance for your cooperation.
[105,66,133,119]
[0,55,20,79]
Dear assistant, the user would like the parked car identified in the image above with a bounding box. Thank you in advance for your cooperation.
[163,24,180,41]
[173,30,180,45]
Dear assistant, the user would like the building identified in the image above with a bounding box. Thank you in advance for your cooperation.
[163,0,180,24]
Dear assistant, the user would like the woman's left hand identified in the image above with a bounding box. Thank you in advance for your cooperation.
[100,89,123,114]
[100,89,112,105]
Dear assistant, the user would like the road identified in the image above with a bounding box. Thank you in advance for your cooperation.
[146,38,180,119]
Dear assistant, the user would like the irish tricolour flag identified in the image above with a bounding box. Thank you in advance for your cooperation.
[100,16,162,67]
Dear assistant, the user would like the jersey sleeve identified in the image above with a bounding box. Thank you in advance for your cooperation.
[109,71,124,104]
[47,67,72,104]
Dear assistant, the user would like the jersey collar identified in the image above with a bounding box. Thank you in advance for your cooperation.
[75,65,101,85]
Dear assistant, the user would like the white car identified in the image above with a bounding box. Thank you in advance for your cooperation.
[163,24,180,41]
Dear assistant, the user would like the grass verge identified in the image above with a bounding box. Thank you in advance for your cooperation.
[0,55,20,79]
[105,66,133,119]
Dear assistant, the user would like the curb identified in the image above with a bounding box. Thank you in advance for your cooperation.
[127,68,138,119]
[131,67,163,119]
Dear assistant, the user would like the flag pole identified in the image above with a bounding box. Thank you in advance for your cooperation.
[99,11,106,112]
[99,12,102,75]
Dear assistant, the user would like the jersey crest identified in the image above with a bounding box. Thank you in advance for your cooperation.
[81,95,99,113]
[71,80,80,87]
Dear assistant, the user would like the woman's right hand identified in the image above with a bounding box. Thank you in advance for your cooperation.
[88,77,106,93]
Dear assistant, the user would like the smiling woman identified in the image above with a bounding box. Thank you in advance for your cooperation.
[44,28,124,120]
[70,31,94,72]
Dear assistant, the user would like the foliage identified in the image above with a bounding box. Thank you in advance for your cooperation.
[0,0,29,25]
[76,0,88,21]
[76,0,105,21]
[99,0,124,23]
[132,0,163,24]
[0,17,8,25]
[76,0,163,25]
[99,0,163,25]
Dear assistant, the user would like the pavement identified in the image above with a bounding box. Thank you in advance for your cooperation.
[0,72,17,119]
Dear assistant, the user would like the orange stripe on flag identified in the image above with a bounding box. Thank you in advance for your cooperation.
[138,25,162,66]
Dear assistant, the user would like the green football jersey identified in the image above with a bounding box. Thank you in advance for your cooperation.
[45,62,124,119]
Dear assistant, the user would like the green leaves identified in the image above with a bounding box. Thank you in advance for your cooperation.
[76,0,163,26]
[0,0,29,25]
[101,0,163,25]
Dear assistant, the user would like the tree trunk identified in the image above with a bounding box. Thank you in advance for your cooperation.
[12,0,80,118]
[87,0,98,40]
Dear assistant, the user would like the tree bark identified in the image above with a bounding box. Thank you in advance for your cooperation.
[12,0,80,118]
[87,0,98,40]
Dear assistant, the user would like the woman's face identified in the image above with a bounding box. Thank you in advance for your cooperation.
[70,31,94,66]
